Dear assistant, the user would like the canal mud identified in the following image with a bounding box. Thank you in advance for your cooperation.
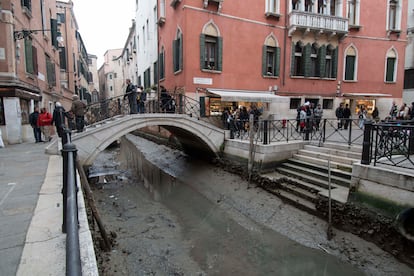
[87,134,414,276]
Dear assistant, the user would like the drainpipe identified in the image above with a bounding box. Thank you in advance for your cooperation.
[282,0,288,87]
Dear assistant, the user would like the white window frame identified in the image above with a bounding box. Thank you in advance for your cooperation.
[384,48,398,83]
[347,0,360,26]
[266,0,280,14]
[343,45,358,82]
[386,0,402,31]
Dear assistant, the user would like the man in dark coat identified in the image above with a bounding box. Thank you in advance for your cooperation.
[124,79,137,114]
[52,102,70,143]
[71,94,87,132]
[29,106,42,142]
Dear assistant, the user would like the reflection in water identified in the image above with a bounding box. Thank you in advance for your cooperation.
[118,136,365,276]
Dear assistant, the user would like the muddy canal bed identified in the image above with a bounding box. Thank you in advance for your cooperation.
[87,135,413,276]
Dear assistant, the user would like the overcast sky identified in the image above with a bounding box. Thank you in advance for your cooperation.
[71,0,135,66]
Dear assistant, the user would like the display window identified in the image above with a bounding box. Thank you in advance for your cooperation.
[355,99,375,115]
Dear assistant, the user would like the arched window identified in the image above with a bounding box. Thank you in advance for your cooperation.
[200,21,222,71]
[385,48,397,82]
[310,43,320,77]
[173,29,183,73]
[262,35,280,77]
[292,41,304,76]
[344,46,357,81]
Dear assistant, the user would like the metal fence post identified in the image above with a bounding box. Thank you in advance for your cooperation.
[263,120,268,145]
[361,121,373,165]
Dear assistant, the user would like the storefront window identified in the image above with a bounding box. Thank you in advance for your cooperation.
[20,98,30,124]
[355,99,375,115]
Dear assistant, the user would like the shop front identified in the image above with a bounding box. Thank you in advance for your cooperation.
[201,88,289,117]
[342,93,392,118]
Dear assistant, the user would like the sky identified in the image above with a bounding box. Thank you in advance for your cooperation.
[71,0,135,66]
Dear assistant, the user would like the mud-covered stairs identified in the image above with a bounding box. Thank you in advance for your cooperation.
[261,142,362,214]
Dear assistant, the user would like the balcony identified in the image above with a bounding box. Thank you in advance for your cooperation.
[288,11,348,39]
[203,0,223,12]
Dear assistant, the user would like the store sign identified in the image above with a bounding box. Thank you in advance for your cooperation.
[193,77,212,85]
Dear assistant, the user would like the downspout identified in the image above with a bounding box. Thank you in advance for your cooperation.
[282,0,288,87]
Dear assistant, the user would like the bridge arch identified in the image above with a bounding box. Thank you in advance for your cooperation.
[72,114,225,166]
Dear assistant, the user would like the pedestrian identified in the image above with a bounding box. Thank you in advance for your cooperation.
[137,86,146,114]
[389,101,398,120]
[71,94,87,132]
[124,79,137,114]
[343,104,351,130]
[357,105,367,129]
[52,102,70,142]
[335,103,344,130]
[313,103,323,131]
[37,107,53,142]
[372,107,380,122]
[29,106,42,142]
[411,102,414,120]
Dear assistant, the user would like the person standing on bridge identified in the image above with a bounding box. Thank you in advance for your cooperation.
[71,94,86,133]
[124,79,137,114]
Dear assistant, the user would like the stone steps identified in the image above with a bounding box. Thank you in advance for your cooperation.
[262,143,362,214]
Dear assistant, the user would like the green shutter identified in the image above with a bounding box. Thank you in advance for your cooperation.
[25,39,34,74]
[386,58,395,82]
[345,56,355,80]
[217,36,223,71]
[303,43,311,77]
[318,45,326,78]
[200,34,205,70]
[50,19,58,48]
[332,46,338,78]
[290,42,295,76]
[275,47,280,77]
[172,39,177,72]
[179,34,183,71]
[200,96,206,117]
[262,45,267,76]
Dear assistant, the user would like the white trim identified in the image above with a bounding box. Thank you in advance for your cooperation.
[207,88,289,103]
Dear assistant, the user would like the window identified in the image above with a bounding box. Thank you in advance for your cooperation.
[200,22,222,71]
[385,49,397,82]
[305,0,313,12]
[292,42,304,76]
[159,47,165,79]
[24,39,38,75]
[262,36,280,77]
[266,0,280,15]
[344,46,357,81]
[20,99,30,125]
[21,0,32,11]
[292,0,299,10]
[310,43,320,77]
[388,0,398,31]
[144,68,151,88]
[290,98,301,109]
[347,0,360,26]
[322,99,334,110]
[46,55,56,86]
[324,45,337,78]
[59,47,67,70]
[173,30,183,73]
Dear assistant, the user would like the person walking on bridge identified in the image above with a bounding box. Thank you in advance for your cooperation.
[71,94,86,133]
[124,79,137,114]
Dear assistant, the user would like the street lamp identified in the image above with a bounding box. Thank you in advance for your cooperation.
[13,29,63,43]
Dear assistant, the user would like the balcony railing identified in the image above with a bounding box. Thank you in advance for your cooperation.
[289,11,348,37]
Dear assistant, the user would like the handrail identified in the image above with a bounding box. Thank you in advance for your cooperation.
[59,107,82,275]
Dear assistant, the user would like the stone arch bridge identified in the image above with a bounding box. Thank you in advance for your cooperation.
[71,114,225,166]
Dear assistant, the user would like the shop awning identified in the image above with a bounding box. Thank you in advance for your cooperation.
[342,93,392,97]
[207,89,289,103]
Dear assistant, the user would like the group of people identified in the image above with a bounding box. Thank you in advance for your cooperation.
[29,94,87,143]
[296,102,324,132]
[222,104,262,134]
[389,101,414,121]
[124,79,147,114]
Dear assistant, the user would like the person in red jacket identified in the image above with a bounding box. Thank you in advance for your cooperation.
[37,107,53,142]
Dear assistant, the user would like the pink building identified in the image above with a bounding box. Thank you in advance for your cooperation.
[158,0,407,119]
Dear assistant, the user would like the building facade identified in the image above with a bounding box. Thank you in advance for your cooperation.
[0,0,91,144]
[156,0,407,119]
[403,1,414,104]
[98,49,123,100]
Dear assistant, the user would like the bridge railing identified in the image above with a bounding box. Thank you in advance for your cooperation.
[361,120,414,169]
[83,93,223,127]
[228,118,365,145]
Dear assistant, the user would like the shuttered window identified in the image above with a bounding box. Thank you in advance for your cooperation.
[200,34,222,72]
[262,43,280,77]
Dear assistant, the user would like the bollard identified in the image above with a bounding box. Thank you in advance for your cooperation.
[361,121,373,165]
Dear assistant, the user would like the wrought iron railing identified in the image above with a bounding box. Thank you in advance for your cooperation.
[361,121,414,169]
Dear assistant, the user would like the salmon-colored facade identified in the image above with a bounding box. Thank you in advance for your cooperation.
[158,0,408,118]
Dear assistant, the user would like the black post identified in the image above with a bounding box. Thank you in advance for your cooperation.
[361,121,373,165]
[263,120,268,145]
[305,118,310,140]
[61,142,68,233]
[409,126,414,155]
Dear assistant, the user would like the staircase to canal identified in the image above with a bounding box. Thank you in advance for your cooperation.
[261,142,362,214]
